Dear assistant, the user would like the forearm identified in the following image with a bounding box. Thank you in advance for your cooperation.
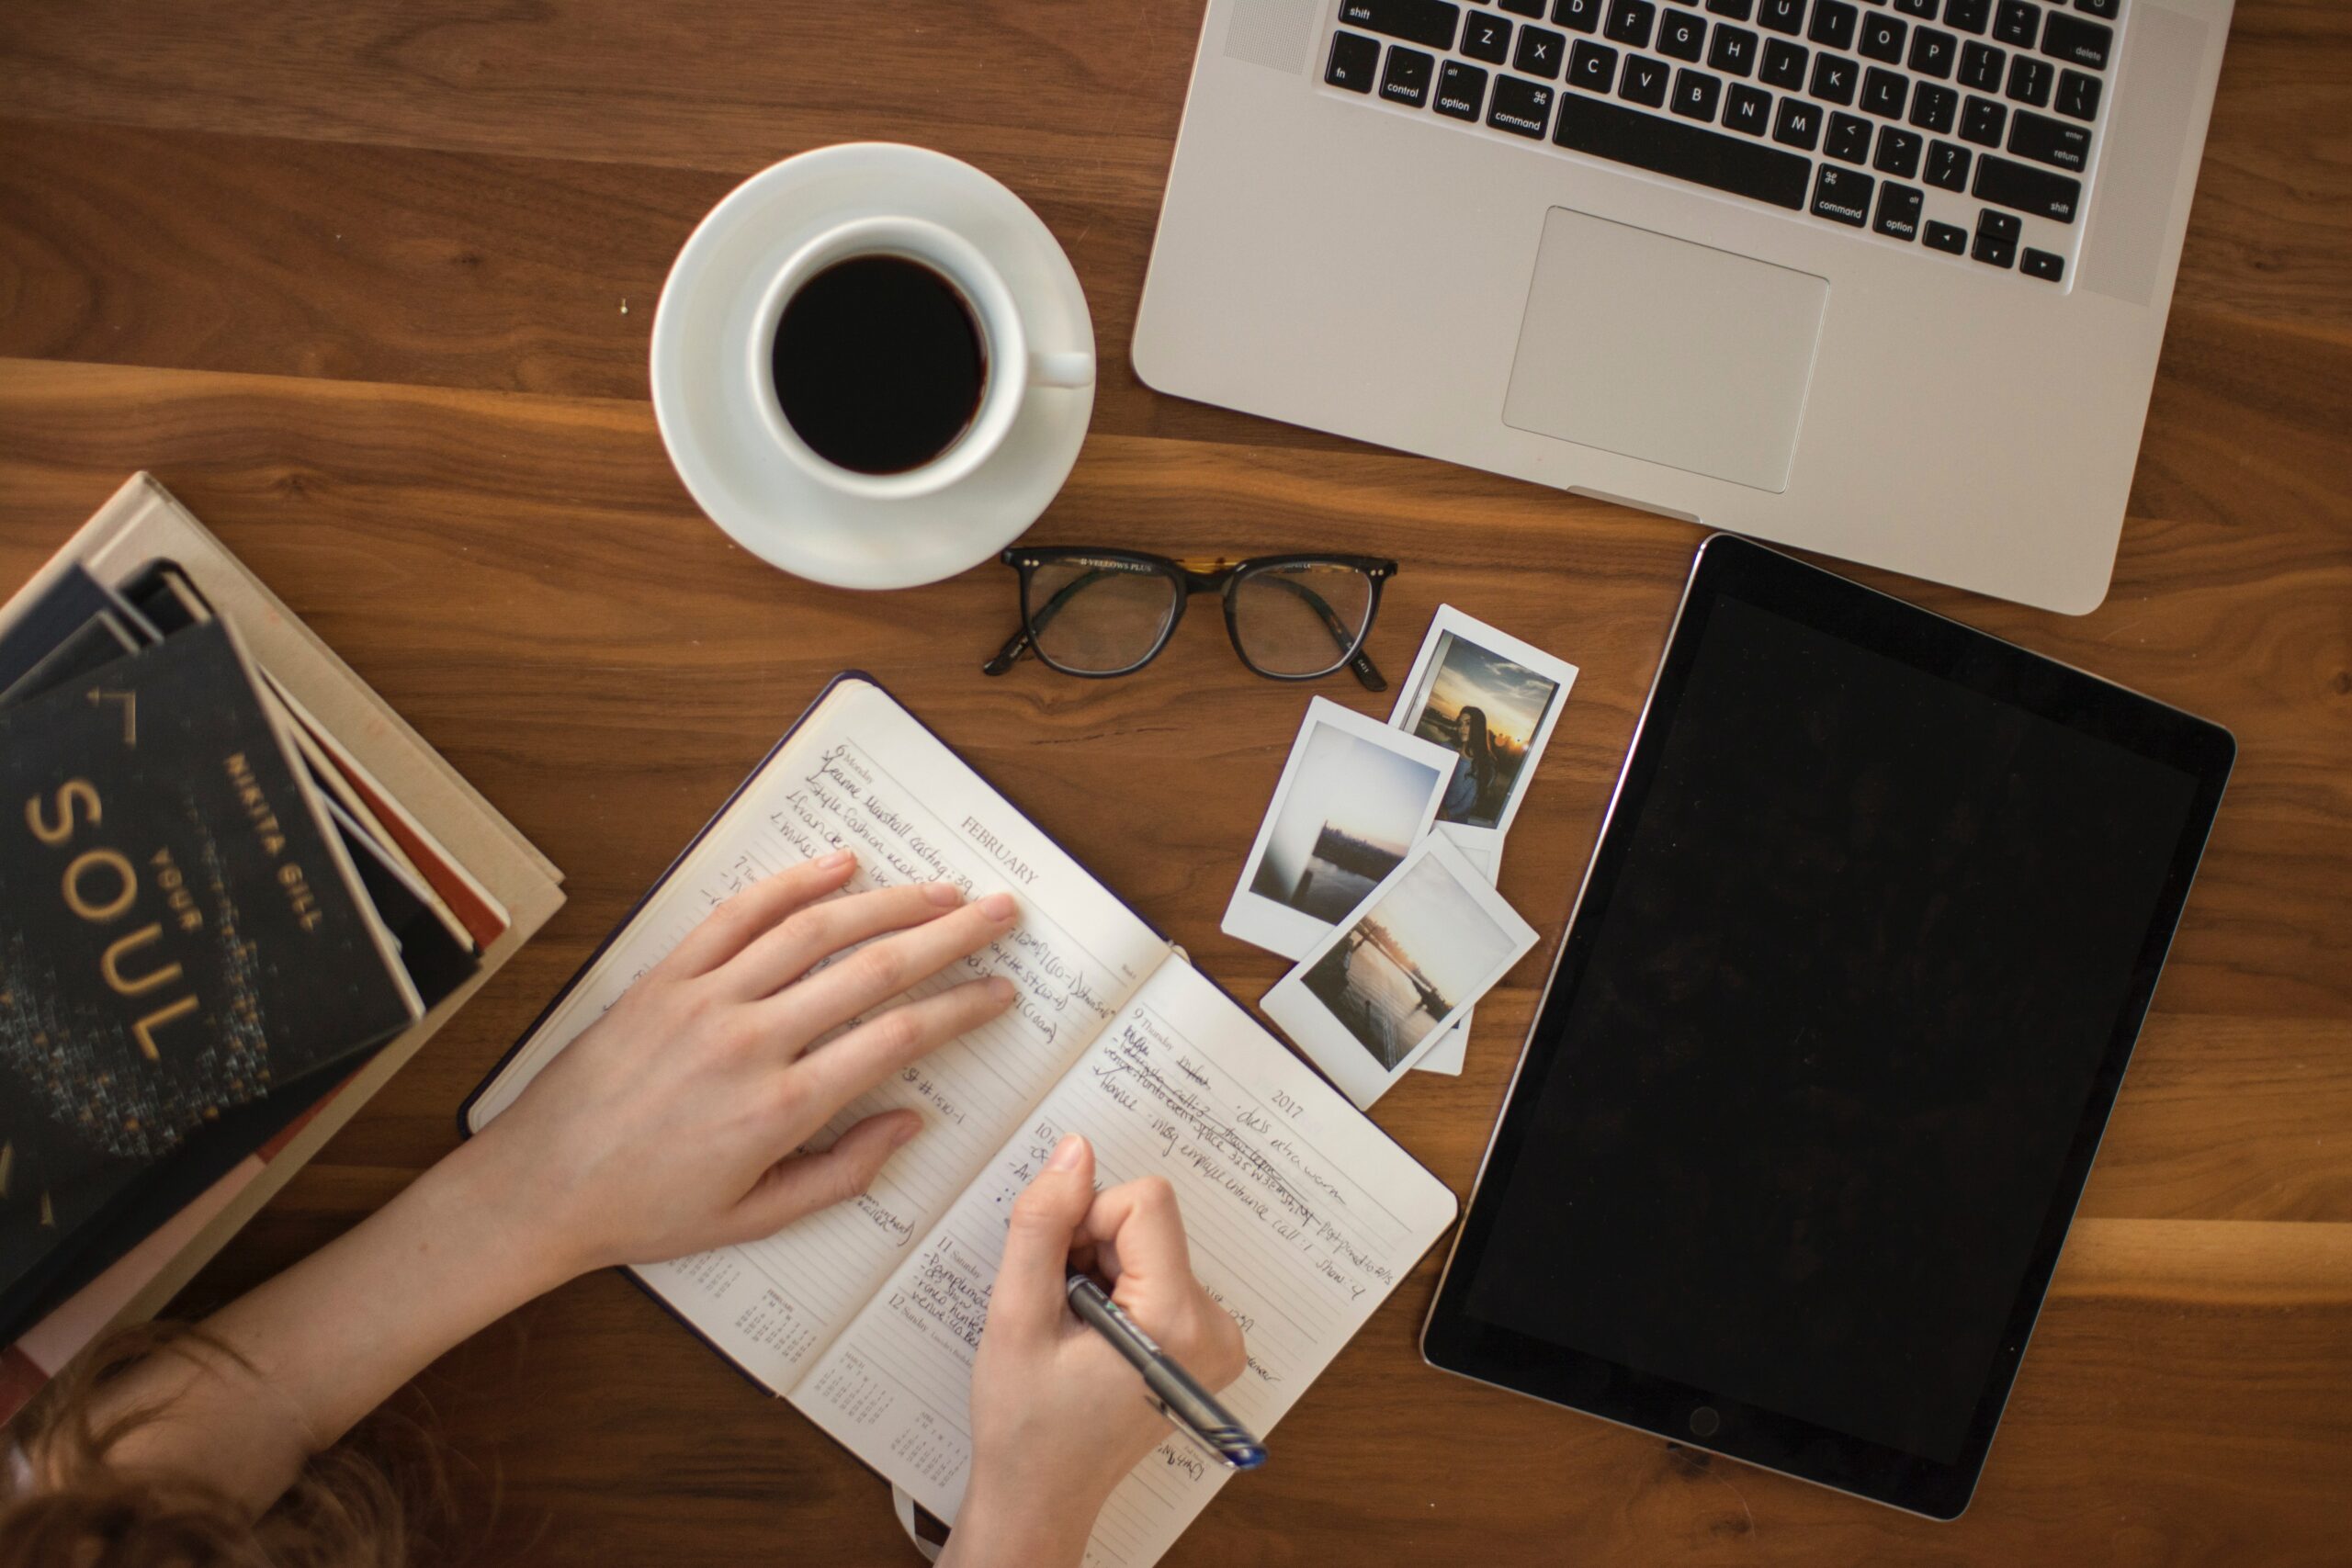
[73,1129,573,1511]
[936,1479,1102,1568]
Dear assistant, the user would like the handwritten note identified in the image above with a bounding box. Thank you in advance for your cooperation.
[469,680,1170,1389]
[797,958,1458,1568]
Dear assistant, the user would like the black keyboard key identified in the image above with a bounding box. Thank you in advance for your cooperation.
[1760,37,1810,85]
[1812,163,1873,223]
[1911,82,1959,131]
[1924,217,1969,252]
[1569,38,1622,89]
[1672,66,1724,118]
[1551,88,1815,204]
[1926,137,1972,188]
[2007,53,2052,106]
[1659,7,1708,57]
[1960,39,2005,89]
[1809,0,1860,49]
[2040,9,2109,68]
[1489,73,1558,132]
[1973,209,2018,266]
[1436,59,1489,116]
[1516,23,1568,74]
[1862,65,1908,116]
[1707,0,1757,15]
[1500,0,1548,15]
[1859,11,1906,62]
[2008,107,2088,169]
[1773,95,1823,147]
[1873,179,1924,238]
[1873,123,1923,175]
[1896,0,1939,15]
[1826,109,1872,161]
[2055,67,2100,120]
[1606,0,1658,45]
[1724,81,1773,131]
[1710,23,1759,72]
[1326,29,1382,89]
[1812,51,1858,102]
[2020,245,2064,279]
[1944,0,1991,32]
[1974,150,2080,220]
[1464,11,1514,62]
[1758,0,1807,35]
[1961,94,2006,144]
[1620,51,1672,103]
[2074,0,2116,17]
[1381,44,1438,104]
[1992,0,2039,46]
[1556,0,1606,29]
[1339,0,1463,51]
[1910,25,1957,75]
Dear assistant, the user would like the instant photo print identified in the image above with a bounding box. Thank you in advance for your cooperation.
[1387,607,1578,859]
[1262,834,1538,1109]
[1223,697,1455,961]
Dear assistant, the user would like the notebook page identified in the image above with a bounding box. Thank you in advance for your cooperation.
[469,679,1170,1390]
[791,960,1459,1568]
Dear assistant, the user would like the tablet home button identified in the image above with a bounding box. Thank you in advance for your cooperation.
[1690,1406,1722,1438]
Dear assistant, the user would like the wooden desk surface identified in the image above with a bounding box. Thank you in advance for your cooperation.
[3,2,2346,1562]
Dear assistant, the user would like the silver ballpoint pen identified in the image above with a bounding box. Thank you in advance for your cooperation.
[1065,1270,1267,1471]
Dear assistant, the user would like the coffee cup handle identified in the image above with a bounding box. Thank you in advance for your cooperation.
[1029,350,1096,390]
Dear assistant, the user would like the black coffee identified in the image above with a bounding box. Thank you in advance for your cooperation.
[770,254,987,475]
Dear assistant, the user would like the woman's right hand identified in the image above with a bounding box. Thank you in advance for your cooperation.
[948,1135,1247,1568]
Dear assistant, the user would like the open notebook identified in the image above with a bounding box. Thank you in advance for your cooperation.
[464,675,1458,1568]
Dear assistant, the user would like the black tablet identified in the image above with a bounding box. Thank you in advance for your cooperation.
[1421,536,2233,1518]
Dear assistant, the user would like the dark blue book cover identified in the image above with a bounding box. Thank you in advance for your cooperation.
[0,621,420,1300]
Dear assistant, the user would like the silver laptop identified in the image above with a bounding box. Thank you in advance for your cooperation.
[1136,0,2233,614]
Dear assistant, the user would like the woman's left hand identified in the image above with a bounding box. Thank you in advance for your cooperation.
[469,849,1019,1285]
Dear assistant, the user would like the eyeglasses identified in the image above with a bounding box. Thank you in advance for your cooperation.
[982,548,1397,689]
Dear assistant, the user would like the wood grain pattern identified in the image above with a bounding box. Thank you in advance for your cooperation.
[4,0,2350,1561]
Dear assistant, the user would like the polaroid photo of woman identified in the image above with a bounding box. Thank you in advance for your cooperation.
[1387,606,1579,861]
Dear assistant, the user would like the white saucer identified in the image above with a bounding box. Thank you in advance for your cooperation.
[650,144,1094,591]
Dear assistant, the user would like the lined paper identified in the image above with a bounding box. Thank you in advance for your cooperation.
[796,959,1459,1568]
[469,680,1170,1387]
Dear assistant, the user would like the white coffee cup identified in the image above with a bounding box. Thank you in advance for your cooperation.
[745,215,1093,502]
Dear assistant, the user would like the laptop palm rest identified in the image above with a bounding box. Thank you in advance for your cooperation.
[1503,209,1829,494]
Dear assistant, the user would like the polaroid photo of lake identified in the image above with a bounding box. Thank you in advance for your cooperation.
[1387,606,1578,855]
[1222,696,1457,962]
[1261,834,1538,1109]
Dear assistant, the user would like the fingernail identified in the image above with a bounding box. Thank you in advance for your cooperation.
[819,849,854,869]
[1046,1134,1086,1171]
[889,1115,923,1149]
[980,891,1017,922]
[988,976,1017,1007]
[924,881,963,907]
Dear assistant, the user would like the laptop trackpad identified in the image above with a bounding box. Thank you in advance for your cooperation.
[1503,209,1828,494]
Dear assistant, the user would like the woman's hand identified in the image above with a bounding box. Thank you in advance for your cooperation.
[469,847,1019,1286]
[947,1135,1248,1568]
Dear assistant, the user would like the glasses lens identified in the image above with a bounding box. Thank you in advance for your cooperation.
[1026,558,1181,674]
[1229,563,1374,677]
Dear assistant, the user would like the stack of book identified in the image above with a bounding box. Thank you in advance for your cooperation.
[0,475,563,1419]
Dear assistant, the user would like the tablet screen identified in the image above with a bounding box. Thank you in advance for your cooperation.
[1448,574,2212,1476]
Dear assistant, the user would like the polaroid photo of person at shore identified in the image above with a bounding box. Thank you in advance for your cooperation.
[1261,834,1538,1109]
[1223,696,1457,961]
[1388,606,1578,860]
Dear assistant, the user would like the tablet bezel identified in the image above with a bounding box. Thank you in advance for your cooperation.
[1420,536,2235,1519]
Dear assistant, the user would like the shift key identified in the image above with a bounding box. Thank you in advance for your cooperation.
[1337,0,1462,51]
[1973,152,2081,222]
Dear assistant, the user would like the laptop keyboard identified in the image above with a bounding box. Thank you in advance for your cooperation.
[1323,0,2120,285]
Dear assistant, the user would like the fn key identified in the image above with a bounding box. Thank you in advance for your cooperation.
[1327,30,1381,92]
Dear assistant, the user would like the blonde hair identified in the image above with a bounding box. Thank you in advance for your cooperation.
[2,1323,451,1568]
